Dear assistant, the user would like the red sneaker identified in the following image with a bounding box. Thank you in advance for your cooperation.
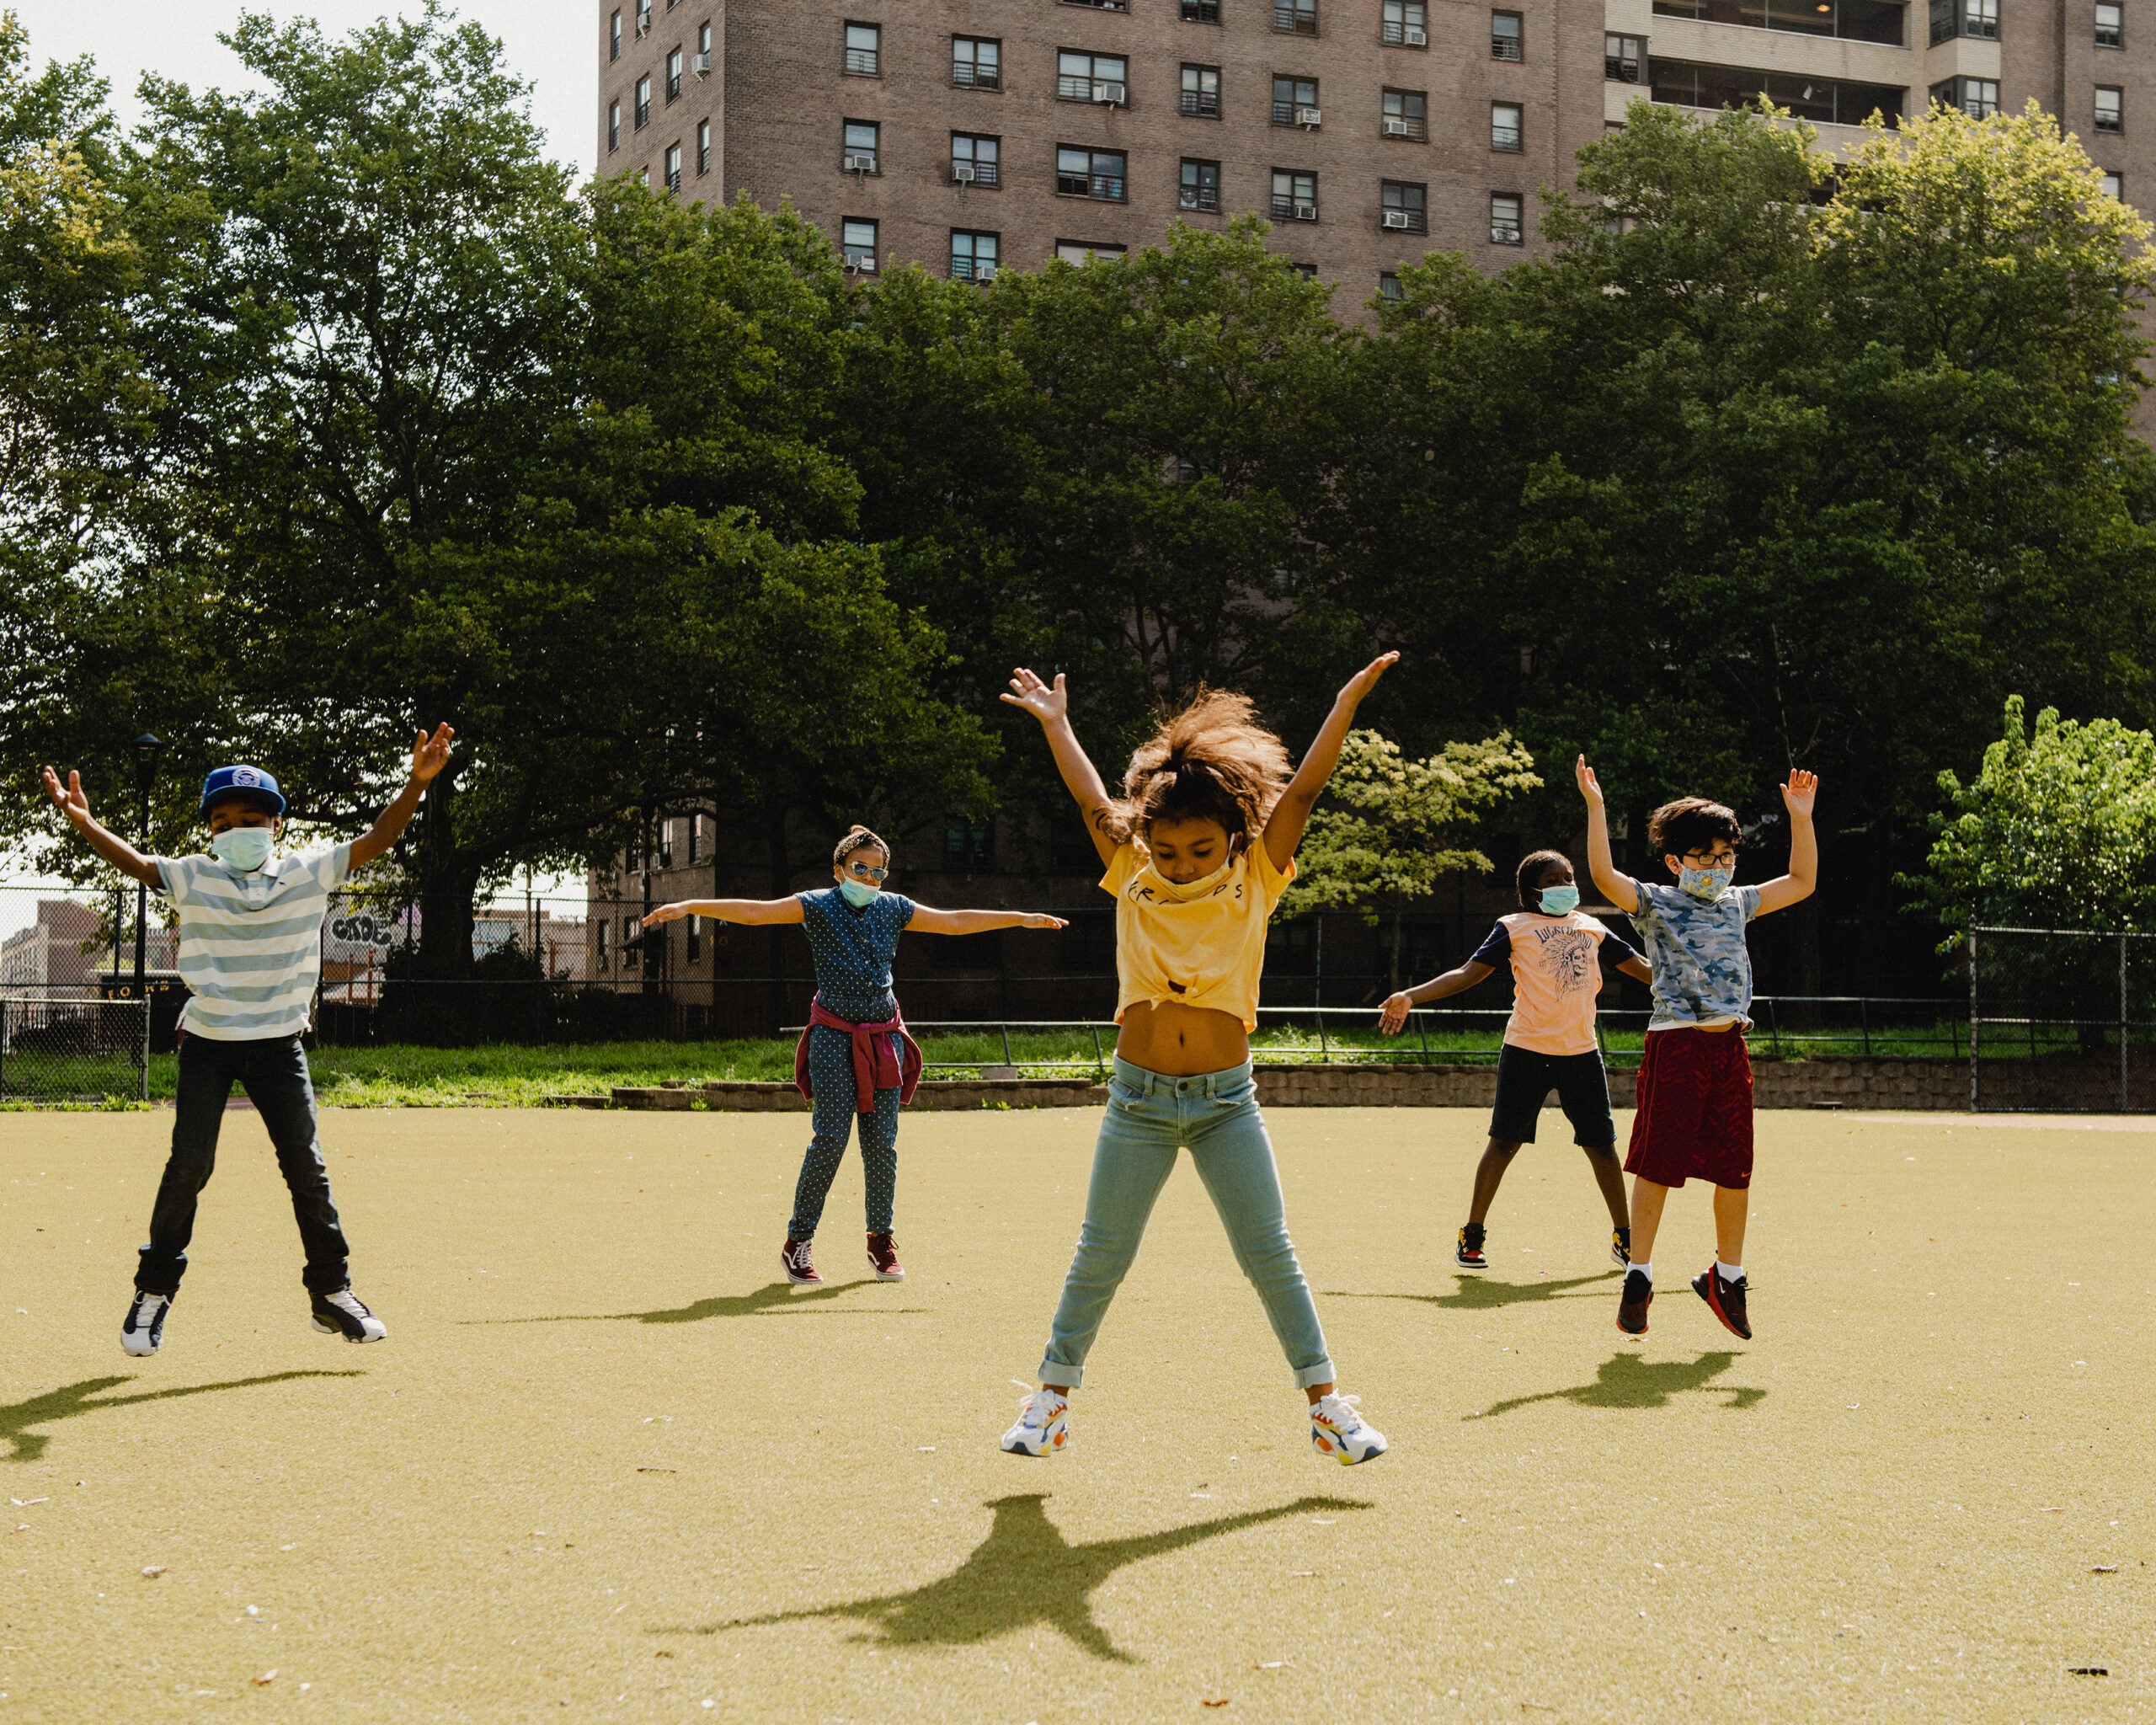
[781,1237,821,1284]
[1693,1265,1752,1340]
[865,1232,905,1281]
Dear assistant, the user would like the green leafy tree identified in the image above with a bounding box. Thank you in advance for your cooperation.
[1278,728,1540,988]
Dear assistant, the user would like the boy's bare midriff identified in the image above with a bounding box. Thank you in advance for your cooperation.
[1117,999,1251,1076]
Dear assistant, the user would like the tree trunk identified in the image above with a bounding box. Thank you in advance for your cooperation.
[1390,903,1405,993]
[414,769,479,979]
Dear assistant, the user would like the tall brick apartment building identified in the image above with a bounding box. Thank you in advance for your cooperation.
[600,1,2156,302]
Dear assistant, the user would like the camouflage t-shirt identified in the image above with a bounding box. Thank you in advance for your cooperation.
[1624,878,1763,1031]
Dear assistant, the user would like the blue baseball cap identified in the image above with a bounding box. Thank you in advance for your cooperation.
[198,764,286,820]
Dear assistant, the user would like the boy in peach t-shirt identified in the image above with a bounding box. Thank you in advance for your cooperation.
[1380,849,1652,1272]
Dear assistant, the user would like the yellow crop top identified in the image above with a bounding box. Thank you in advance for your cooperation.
[1101,840,1295,1032]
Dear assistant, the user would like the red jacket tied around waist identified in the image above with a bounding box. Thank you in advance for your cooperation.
[794,996,924,1113]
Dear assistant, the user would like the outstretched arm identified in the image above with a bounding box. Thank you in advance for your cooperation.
[1378,959,1495,1033]
[1001,669,1120,868]
[40,767,161,888]
[1576,756,1637,914]
[350,724,456,870]
[1264,652,1399,873]
[1752,770,1819,916]
[908,906,1070,935]
[645,897,804,927]
[1616,954,1653,987]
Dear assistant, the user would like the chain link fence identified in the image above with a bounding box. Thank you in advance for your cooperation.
[1969,927,2156,1113]
[0,994,149,1103]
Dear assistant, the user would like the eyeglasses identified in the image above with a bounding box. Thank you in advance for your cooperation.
[846,861,889,882]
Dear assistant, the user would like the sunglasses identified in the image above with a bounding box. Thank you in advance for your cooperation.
[846,861,889,882]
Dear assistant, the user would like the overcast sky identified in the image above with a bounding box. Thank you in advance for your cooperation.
[10,0,597,178]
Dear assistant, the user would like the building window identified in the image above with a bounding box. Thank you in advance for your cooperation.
[844,22,880,77]
[2096,86,2123,132]
[1275,0,1319,35]
[1065,0,1129,9]
[1381,0,1428,45]
[1183,0,1223,20]
[1057,146,1128,200]
[659,819,675,869]
[666,46,683,102]
[2097,3,2122,47]
[953,131,1001,186]
[1289,262,1318,279]
[843,120,879,174]
[1182,63,1222,117]
[1273,76,1320,126]
[1656,0,1903,45]
[945,824,995,870]
[1492,102,1523,151]
[634,0,652,35]
[1379,270,1403,302]
[954,35,1001,88]
[1056,239,1128,263]
[610,9,622,61]
[595,917,609,968]
[608,100,622,151]
[686,814,702,865]
[1271,168,1318,221]
[1930,76,1999,119]
[1491,190,1524,243]
[697,21,712,67]
[1929,0,1999,42]
[1652,59,1907,126]
[1381,88,1428,141]
[623,915,641,966]
[1059,51,1129,104]
[664,142,682,192]
[2101,170,2123,202]
[842,217,878,272]
[1380,179,1428,233]
[1606,33,1646,82]
[951,229,1001,280]
[1180,156,1222,211]
[685,914,701,964]
[696,118,711,174]
[1492,11,1524,59]
[634,76,651,129]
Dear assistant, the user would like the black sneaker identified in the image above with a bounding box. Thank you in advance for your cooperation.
[1611,1226,1632,1268]
[1455,1224,1488,1270]
[1692,1266,1752,1340]
[123,1290,172,1358]
[781,1236,821,1285]
[1617,1268,1652,1335]
[310,1286,387,1343]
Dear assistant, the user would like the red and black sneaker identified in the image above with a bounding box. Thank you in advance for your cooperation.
[1692,1266,1752,1340]
[781,1237,821,1285]
[866,1231,905,1282]
[1616,1268,1652,1335]
[1455,1223,1488,1270]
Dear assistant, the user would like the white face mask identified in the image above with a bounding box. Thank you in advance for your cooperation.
[1139,848,1238,903]
[211,826,275,873]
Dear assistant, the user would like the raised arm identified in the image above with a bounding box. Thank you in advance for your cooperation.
[1264,652,1399,873]
[645,897,805,927]
[40,766,162,888]
[1001,669,1120,868]
[907,906,1070,936]
[1752,770,1819,916]
[350,724,456,870]
[1576,756,1637,914]
[1377,959,1495,1033]
[1616,953,1653,987]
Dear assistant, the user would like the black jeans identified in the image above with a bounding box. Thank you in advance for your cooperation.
[136,1033,351,1295]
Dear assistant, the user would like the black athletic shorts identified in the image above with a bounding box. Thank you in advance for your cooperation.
[1489,1044,1616,1147]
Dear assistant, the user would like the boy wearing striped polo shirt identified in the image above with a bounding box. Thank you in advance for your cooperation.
[40,725,452,1356]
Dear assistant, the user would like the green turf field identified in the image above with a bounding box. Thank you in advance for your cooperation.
[0,1104,2147,1722]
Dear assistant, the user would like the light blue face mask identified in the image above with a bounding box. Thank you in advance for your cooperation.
[1538,884,1581,916]
[211,826,275,873]
[1678,862,1734,902]
[839,878,880,909]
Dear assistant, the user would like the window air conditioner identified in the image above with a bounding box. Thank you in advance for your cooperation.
[692,51,712,76]
[976,264,998,280]
[635,17,650,36]
[846,255,879,274]
[1382,116,1411,136]
[1294,200,1318,220]
[844,152,877,174]
[1095,81,1128,104]
[1295,105,1321,126]
[1406,25,1428,44]
[1382,209,1412,228]
[953,163,977,183]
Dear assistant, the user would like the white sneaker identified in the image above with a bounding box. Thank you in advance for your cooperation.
[1310,1392,1387,1466]
[1001,1386,1070,1456]
[122,1290,171,1357]
[310,1286,387,1343]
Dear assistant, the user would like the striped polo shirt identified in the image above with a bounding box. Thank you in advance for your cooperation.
[155,843,353,1040]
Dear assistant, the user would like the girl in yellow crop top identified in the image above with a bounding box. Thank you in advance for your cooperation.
[995,652,1397,1467]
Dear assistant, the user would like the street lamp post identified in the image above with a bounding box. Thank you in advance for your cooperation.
[131,734,164,996]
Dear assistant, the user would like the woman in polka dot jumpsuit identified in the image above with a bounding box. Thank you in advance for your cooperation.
[645,827,1067,1284]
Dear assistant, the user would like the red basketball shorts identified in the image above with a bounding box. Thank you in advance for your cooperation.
[1625,1026,1754,1190]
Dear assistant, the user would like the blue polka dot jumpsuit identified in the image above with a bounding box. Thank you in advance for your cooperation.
[791,886,917,1241]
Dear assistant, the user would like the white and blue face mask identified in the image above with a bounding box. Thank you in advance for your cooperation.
[1678,862,1734,902]
[1537,883,1581,916]
[211,826,275,873]
[838,878,880,909]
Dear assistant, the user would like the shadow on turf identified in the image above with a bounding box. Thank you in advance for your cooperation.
[670,1491,1368,1662]
[478,1279,923,1327]
[1326,1268,1621,1312]
[0,1370,364,1463]
[1470,1350,1764,1420]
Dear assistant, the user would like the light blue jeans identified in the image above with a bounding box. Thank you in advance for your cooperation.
[1040,1056,1336,1391]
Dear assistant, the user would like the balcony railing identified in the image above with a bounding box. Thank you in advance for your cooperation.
[1384,115,1428,140]
[1492,122,1523,151]
[1383,208,1428,233]
[1274,4,1319,34]
[1059,171,1128,200]
[844,47,879,75]
[1492,31,1522,60]
[953,62,1001,89]
[1183,0,1222,19]
[1270,194,1318,220]
[1180,89,1222,116]
[953,158,1001,186]
[951,255,999,280]
[1179,184,1220,211]
[1059,74,1125,100]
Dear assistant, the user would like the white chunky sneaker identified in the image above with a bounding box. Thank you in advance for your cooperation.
[1001,1386,1070,1456]
[1310,1392,1387,1466]
[310,1286,387,1343]
[122,1290,171,1358]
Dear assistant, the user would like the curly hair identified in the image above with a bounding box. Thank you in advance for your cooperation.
[1514,848,1573,911]
[1647,798,1741,861]
[832,825,889,868]
[1109,688,1294,845]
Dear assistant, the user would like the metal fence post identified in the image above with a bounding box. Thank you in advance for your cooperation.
[137,996,150,1102]
[1860,996,1870,1058]
[2121,931,2130,1113]
[1967,928,1979,1113]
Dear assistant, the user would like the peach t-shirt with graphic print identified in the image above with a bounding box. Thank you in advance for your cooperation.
[1469,911,1641,1057]
[1102,840,1294,1032]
